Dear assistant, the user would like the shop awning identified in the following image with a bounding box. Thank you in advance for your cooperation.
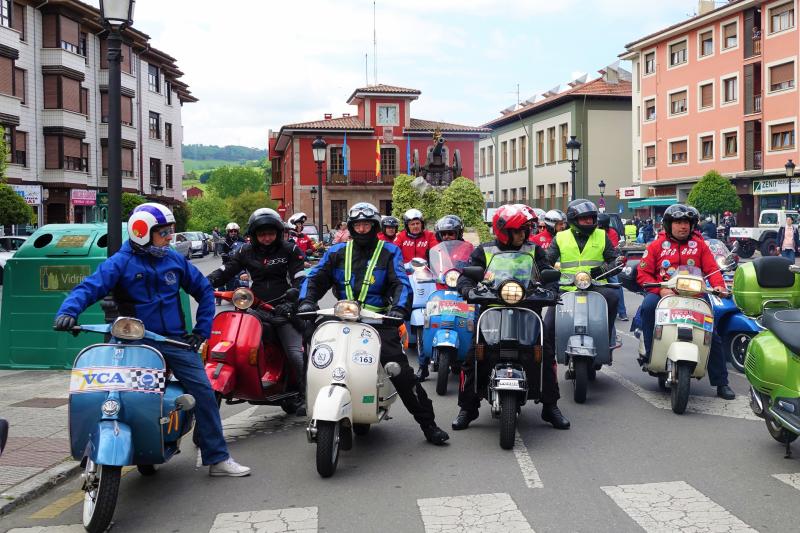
[627,196,677,208]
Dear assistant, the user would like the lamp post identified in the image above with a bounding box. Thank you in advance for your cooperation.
[312,136,327,231]
[566,135,581,201]
[786,159,796,210]
[310,186,318,228]
[100,0,135,257]
[598,179,606,212]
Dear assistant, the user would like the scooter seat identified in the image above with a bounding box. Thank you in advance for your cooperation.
[763,308,800,355]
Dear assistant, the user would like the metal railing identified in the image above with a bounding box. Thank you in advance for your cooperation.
[327,169,397,186]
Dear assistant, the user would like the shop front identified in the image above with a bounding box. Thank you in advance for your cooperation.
[627,196,677,221]
[753,177,800,215]
[70,189,97,223]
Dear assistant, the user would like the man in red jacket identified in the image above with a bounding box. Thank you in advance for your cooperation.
[636,204,735,399]
[396,209,438,263]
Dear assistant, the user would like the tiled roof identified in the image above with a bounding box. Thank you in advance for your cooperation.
[408,118,490,133]
[351,84,421,95]
[282,116,370,130]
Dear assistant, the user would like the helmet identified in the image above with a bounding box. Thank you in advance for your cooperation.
[662,203,699,240]
[434,215,464,241]
[492,204,533,245]
[532,208,546,222]
[381,216,399,231]
[247,208,284,240]
[543,209,566,233]
[225,222,240,232]
[348,202,381,245]
[402,208,425,232]
[288,212,307,226]
[597,212,611,230]
[127,203,175,247]
[566,199,598,236]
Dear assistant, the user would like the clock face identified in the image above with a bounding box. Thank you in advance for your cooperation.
[377,105,397,125]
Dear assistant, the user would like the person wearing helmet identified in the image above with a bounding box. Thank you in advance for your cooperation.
[396,208,438,263]
[220,222,245,260]
[597,213,629,321]
[452,204,570,431]
[298,202,450,445]
[54,203,250,477]
[207,208,308,411]
[540,209,567,243]
[721,210,736,242]
[288,212,314,256]
[434,214,464,242]
[378,216,400,243]
[636,203,734,399]
[700,215,718,240]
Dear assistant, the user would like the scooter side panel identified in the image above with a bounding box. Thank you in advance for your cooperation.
[208,311,266,401]
[650,296,712,376]
[410,308,425,326]
[162,381,193,444]
[746,331,800,398]
[90,420,133,466]
[555,292,610,364]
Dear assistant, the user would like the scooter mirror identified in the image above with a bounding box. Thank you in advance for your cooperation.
[410,258,428,268]
[0,418,8,457]
[174,394,196,412]
[539,269,561,285]
[462,266,485,283]
[384,362,401,377]
[730,241,739,254]
[285,288,300,302]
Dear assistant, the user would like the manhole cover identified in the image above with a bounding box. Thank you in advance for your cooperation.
[10,397,69,408]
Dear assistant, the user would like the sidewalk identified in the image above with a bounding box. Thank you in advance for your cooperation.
[0,369,78,515]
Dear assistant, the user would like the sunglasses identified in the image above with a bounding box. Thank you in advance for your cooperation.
[538,225,547,229]
[439,231,457,237]
[156,226,175,238]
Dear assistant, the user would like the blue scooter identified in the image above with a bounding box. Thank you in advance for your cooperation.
[65,317,196,533]
[421,241,478,395]
[405,258,438,369]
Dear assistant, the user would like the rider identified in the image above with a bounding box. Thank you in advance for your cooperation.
[53,203,250,477]
[396,208,438,263]
[207,208,308,411]
[722,210,736,241]
[532,209,564,248]
[378,216,400,243]
[220,222,245,259]
[288,213,314,256]
[598,213,628,322]
[636,204,735,400]
[452,204,570,431]
[297,202,450,446]
[434,214,464,242]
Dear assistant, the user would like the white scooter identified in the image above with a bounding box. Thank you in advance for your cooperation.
[299,300,402,478]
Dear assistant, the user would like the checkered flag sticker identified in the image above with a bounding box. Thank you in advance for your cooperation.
[129,368,166,392]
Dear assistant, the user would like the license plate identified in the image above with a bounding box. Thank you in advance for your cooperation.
[497,379,520,387]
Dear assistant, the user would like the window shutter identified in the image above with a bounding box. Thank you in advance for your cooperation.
[771,123,794,135]
[701,84,713,107]
[122,147,134,172]
[81,88,88,116]
[60,16,79,48]
[121,44,132,74]
[43,75,58,108]
[771,62,794,84]
[101,146,108,172]
[63,136,81,159]
[745,121,755,168]
[42,13,57,47]
[672,140,687,153]
[670,91,685,104]
[44,135,60,168]
[62,77,80,113]
[646,145,655,158]
[11,3,24,35]
[13,67,24,102]
[15,130,25,152]
[100,39,108,69]
[0,57,13,95]
[121,95,133,124]
[100,92,108,121]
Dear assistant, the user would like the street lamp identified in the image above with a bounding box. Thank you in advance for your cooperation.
[566,135,581,201]
[100,0,135,257]
[786,159,796,210]
[310,186,318,228]
[598,179,606,212]
[312,136,327,231]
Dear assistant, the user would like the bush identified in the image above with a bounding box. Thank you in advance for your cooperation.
[172,202,191,232]
[121,192,146,220]
[0,184,34,226]
[227,191,277,230]
[687,170,741,216]
[187,194,231,232]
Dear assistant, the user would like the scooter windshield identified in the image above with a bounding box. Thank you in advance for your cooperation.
[410,261,436,283]
[669,265,704,278]
[705,239,729,260]
[429,241,475,279]
[484,252,535,289]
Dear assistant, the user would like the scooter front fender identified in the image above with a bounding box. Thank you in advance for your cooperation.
[311,385,352,423]
[433,329,459,349]
[410,308,425,326]
[89,420,133,466]
[204,362,236,396]
[666,341,699,365]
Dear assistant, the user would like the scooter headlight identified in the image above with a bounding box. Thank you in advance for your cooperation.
[499,281,525,305]
[444,269,460,288]
[101,399,120,417]
[574,271,592,290]
[111,317,145,340]
[232,288,255,310]
[334,300,361,320]
[676,277,703,294]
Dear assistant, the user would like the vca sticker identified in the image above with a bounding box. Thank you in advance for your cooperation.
[69,367,165,394]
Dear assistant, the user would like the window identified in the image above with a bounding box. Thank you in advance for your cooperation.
[724,131,738,156]
[487,145,493,174]
[510,138,516,170]
[770,122,795,150]
[165,123,173,147]
[329,146,344,176]
[44,135,87,171]
[700,135,714,160]
[670,140,688,163]
[547,127,555,162]
[148,64,160,93]
[669,40,687,66]
[3,126,26,166]
[520,186,527,202]
[100,41,133,74]
[560,182,569,210]
[101,147,134,177]
[723,22,737,49]
[723,76,738,103]
[537,185,544,202]
[1,0,11,29]
[670,90,687,115]
[100,93,133,125]
[644,51,655,74]
[42,75,82,113]
[645,145,656,167]
[700,83,714,108]
[78,32,87,57]
[380,147,396,176]
[519,136,526,168]
[560,123,568,160]
[501,189,508,204]
[79,87,88,116]
[149,158,161,187]
[80,142,88,173]
[645,98,656,120]
[13,67,24,104]
[770,62,795,91]
[165,164,173,189]
[548,184,556,205]
[10,3,24,39]
[331,200,347,226]
[480,147,486,175]
[510,188,517,202]
[700,30,713,57]
[149,112,160,139]
[0,56,11,96]
[500,141,507,172]
[56,15,80,54]
[165,80,172,105]
[536,130,544,164]
[770,3,794,34]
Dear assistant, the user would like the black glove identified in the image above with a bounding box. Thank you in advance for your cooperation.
[590,266,606,279]
[54,314,79,336]
[182,333,205,352]
[386,309,406,321]
[273,301,298,317]
[297,301,318,316]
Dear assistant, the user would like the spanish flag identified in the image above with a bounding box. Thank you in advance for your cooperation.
[375,138,381,179]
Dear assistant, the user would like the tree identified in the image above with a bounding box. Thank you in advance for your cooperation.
[121,192,146,220]
[199,170,213,184]
[687,170,742,217]
[391,174,422,218]
[0,126,8,184]
[206,166,266,198]
[172,202,191,232]
[0,184,34,226]
[438,177,491,241]
[187,194,231,232]
[227,191,277,229]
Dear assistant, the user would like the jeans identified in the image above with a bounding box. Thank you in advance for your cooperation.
[638,292,728,386]
[609,275,627,317]
[781,249,796,263]
[142,338,229,465]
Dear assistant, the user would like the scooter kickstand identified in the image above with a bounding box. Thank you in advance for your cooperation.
[784,438,793,460]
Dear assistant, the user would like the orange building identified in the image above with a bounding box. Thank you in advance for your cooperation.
[623,0,798,224]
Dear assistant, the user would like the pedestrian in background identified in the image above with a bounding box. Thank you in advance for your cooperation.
[778,215,799,262]
[212,226,221,256]
[332,221,350,244]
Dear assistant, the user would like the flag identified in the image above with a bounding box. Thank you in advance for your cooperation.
[406,136,411,174]
[343,132,349,177]
[375,138,381,179]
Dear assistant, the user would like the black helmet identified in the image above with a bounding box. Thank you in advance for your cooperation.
[543,209,566,234]
[434,215,464,241]
[662,203,698,240]
[566,199,598,236]
[347,202,381,246]
[247,208,284,241]
[597,213,611,230]
[381,216,399,232]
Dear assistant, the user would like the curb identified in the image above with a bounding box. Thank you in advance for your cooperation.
[0,459,81,516]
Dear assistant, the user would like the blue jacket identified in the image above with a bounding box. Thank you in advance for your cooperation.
[57,241,215,338]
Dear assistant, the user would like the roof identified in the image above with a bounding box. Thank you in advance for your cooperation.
[282,116,371,130]
[346,84,421,103]
[482,77,632,129]
[407,118,490,133]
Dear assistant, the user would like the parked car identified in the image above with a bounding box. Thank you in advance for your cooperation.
[0,244,15,285]
[171,233,193,260]
[174,231,209,257]
[729,209,799,258]
[0,236,28,251]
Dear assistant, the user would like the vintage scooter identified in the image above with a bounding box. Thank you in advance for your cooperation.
[555,263,623,404]
[422,240,477,395]
[462,253,561,450]
[63,317,196,533]
[405,258,438,362]
[298,301,402,477]
[640,266,724,414]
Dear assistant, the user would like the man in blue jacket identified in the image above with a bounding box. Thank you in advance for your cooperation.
[54,203,250,477]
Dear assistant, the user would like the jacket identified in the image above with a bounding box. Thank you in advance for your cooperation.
[701,221,717,239]
[57,241,214,338]
[207,240,306,303]
[637,231,725,295]
[300,239,412,318]
[530,231,553,248]
[377,232,397,243]
[294,233,314,255]
[456,240,553,297]
[607,228,620,247]
[777,225,800,251]
[220,236,245,257]
[395,229,438,263]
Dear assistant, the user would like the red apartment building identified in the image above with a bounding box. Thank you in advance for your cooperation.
[623,0,798,224]
[268,84,488,229]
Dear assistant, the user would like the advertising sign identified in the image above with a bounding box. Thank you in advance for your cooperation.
[11,184,42,205]
[71,189,97,206]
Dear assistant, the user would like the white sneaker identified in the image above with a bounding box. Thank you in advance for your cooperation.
[209,457,251,477]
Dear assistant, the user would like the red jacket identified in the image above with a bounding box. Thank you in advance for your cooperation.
[378,232,397,243]
[637,232,725,295]
[294,234,314,255]
[530,231,553,248]
[607,228,620,247]
[395,229,437,263]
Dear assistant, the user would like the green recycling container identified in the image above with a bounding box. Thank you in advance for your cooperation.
[0,224,193,369]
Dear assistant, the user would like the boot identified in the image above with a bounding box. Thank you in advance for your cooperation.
[415,364,429,382]
[422,424,450,445]
[451,409,478,430]
[541,403,570,430]
[716,385,735,400]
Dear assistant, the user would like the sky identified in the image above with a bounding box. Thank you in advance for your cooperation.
[99,0,708,149]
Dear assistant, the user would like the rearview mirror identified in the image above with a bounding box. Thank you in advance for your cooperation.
[462,266,485,282]
[410,258,428,268]
[730,241,739,254]
[539,269,561,285]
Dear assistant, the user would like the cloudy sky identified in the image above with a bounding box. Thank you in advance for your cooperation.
[106,0,704,148]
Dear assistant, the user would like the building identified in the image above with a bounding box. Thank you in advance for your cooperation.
[478,64,632,215]
[622,0,798,224]
[268,84,488,229]
[185,186,203,200]
[0,0,196,227]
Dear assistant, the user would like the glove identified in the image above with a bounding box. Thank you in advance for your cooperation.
[297,301,318,316]
[386,309,406,321]
[590,266,606,279]
[273,301,298,317]
[54,314,78,336]
[182,333,205,352]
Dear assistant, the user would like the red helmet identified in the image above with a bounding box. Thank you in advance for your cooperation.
[724,211,732,217]
[493,204,533,245]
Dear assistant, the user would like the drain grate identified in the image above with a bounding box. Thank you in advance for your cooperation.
[9,397,69,408]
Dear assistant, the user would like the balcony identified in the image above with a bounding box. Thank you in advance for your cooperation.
[326,169,396,187]
[0,92,21,118]
[40,48,86,77]
[98,123,138,144]
[97,69,137,94]
[41,109,88,132]
[0,24,20,51]
[40,168,89,186]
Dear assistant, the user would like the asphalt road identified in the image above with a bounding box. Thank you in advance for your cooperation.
[3,253,800,532]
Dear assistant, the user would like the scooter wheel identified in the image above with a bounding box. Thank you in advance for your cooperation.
[316,421,341,478]
[671,362,692,414]
[499,391,518,450]
[82,460,121,533]
[136,464,157,476]
[573,358,590,404]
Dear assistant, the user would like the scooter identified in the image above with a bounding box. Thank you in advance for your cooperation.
[405,258,438,366]
[63,317,196,533]
[299,301,402,478]
[640,267,724,414]
[462,253,561,450]
[422,240,477,395]
[555,263,623,404]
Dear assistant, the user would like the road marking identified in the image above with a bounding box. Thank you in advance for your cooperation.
[417,493,535,532]
[772,472,800,491]
[602,368,760,420]
[7,526,85,532]
[27,466,135,520]
[601,480,756,532]
[209,506,318,532]
[513,431,543,488]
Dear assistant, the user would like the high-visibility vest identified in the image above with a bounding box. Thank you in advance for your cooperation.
[555,229,606,291]
[624,224,637,241]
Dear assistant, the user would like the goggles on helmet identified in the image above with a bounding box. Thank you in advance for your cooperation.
[349,205,378,218]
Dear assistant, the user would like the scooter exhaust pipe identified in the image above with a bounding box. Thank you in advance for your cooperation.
[749,387,764,417]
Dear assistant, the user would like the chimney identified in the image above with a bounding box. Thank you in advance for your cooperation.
[698,0,715,15]
[324,113,333,120]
